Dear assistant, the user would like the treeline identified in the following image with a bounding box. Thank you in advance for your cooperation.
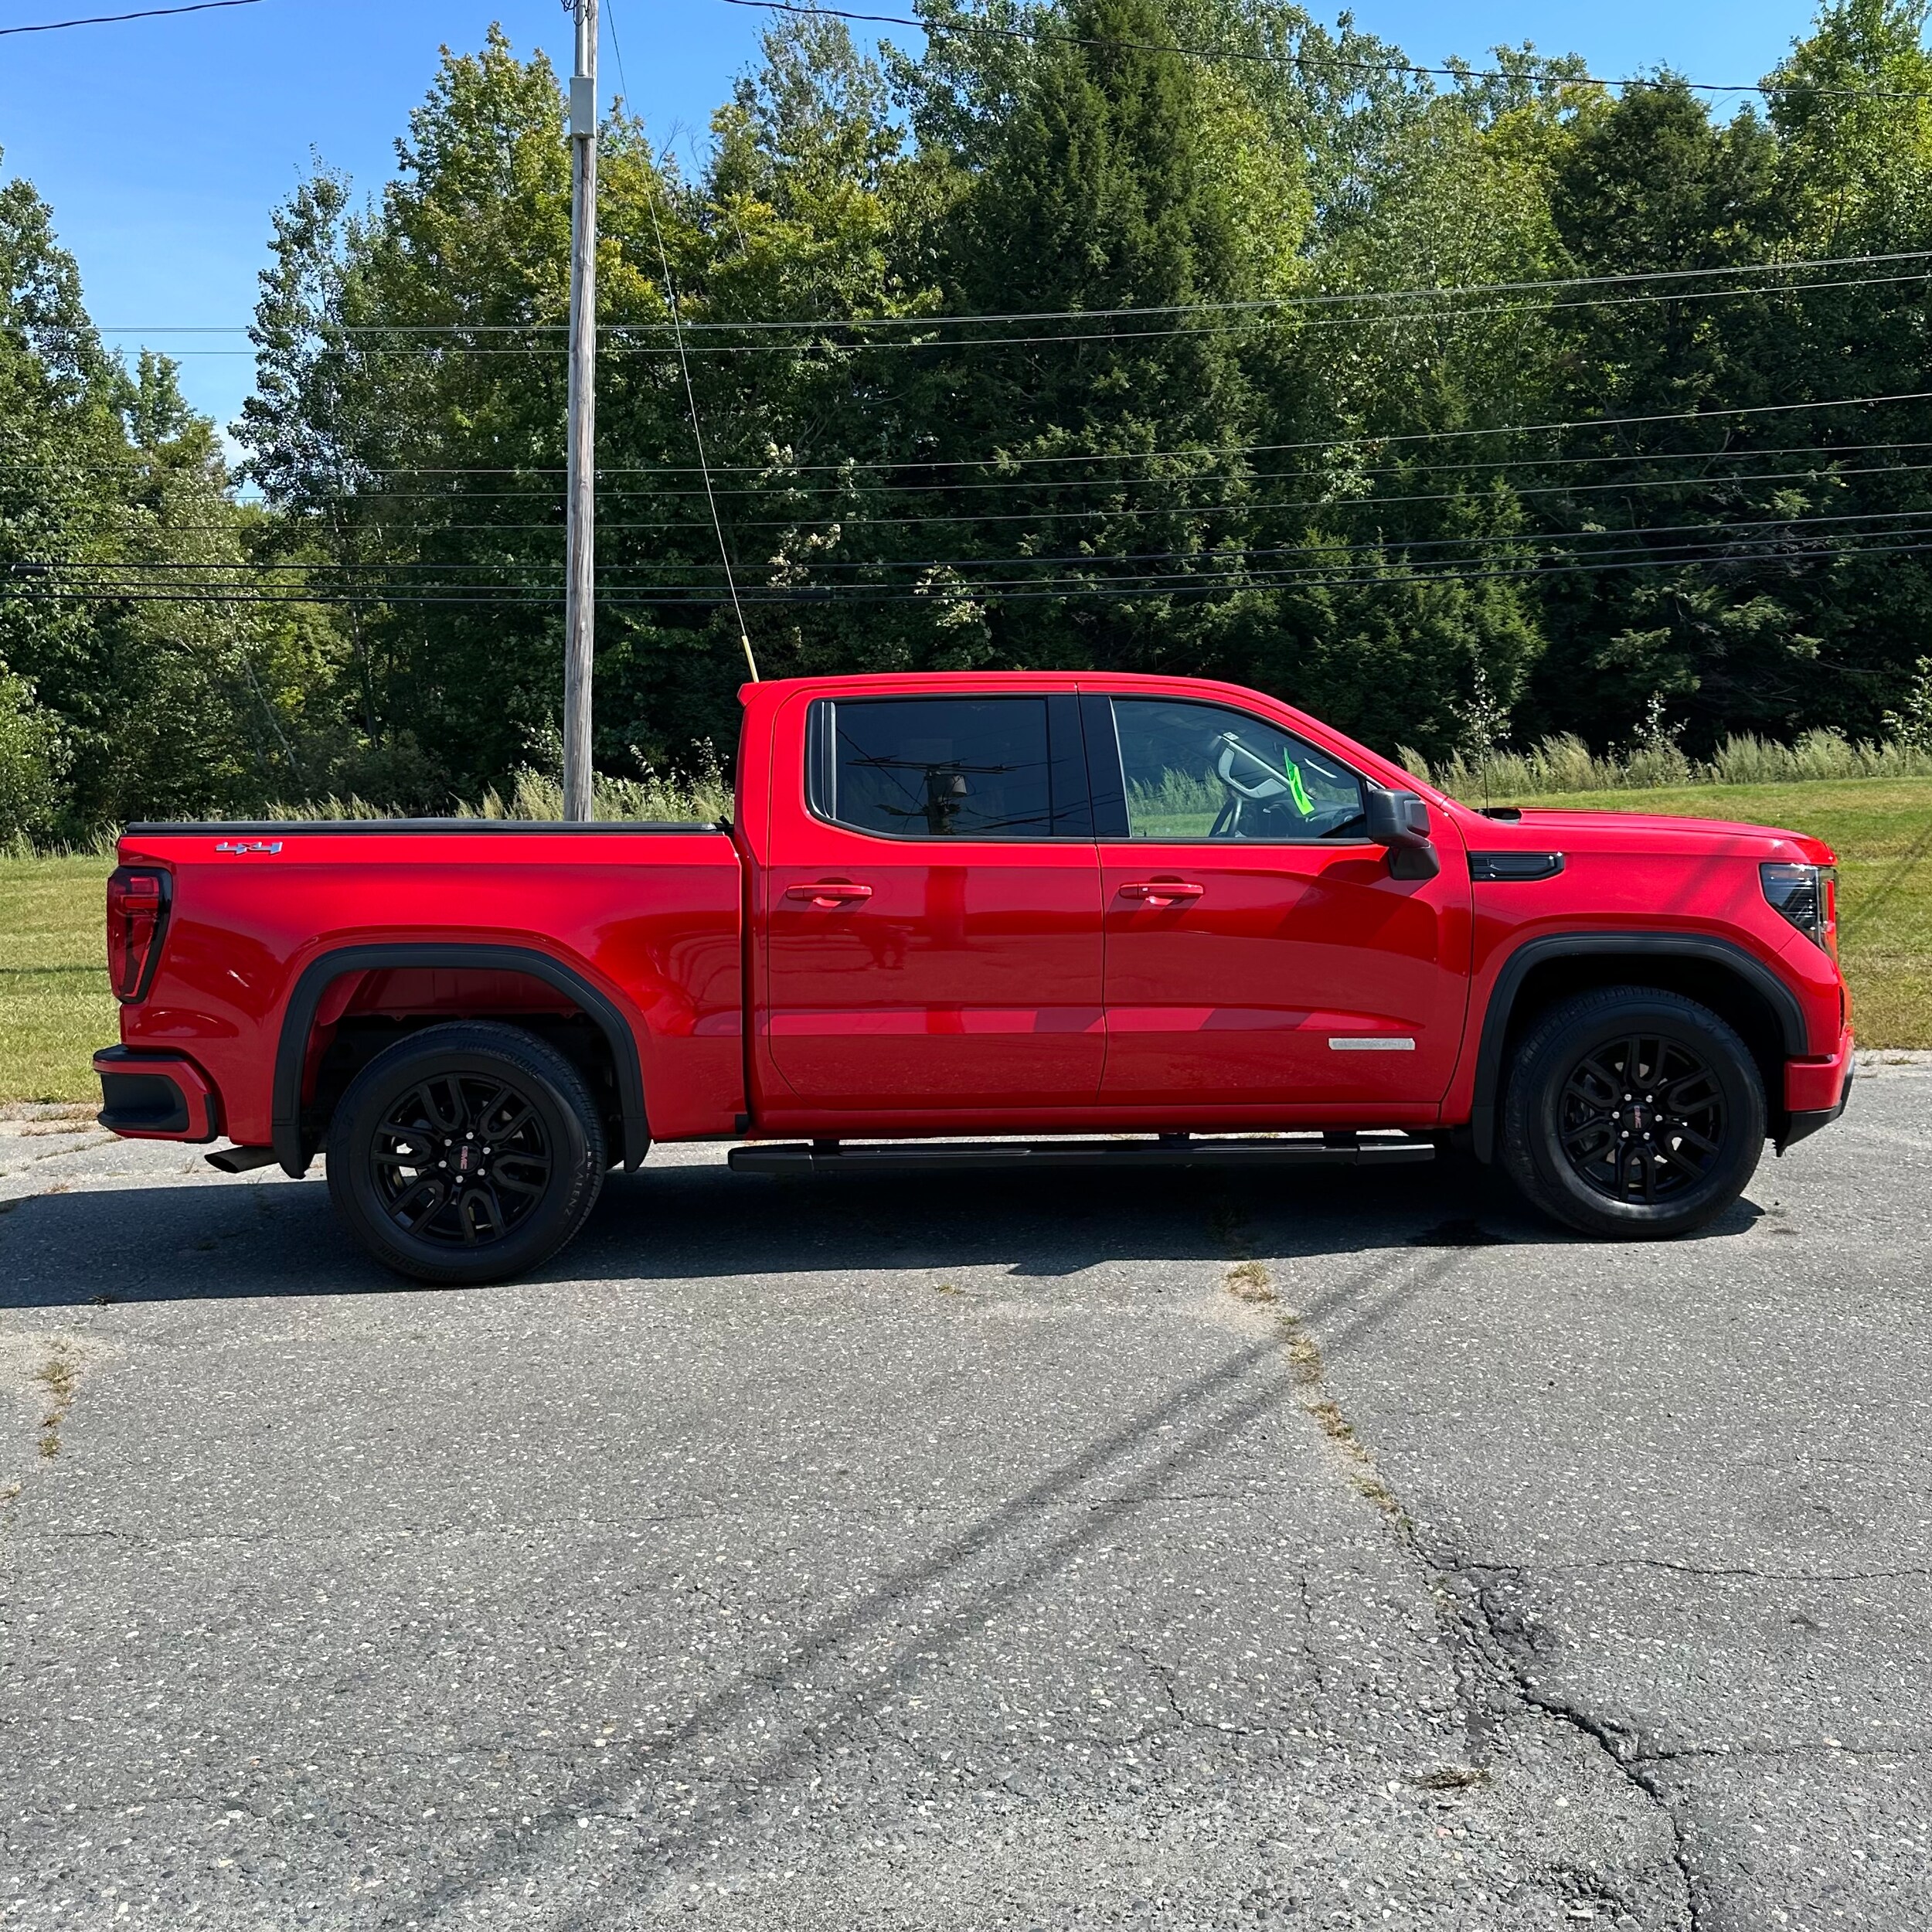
[6,0,1932,836]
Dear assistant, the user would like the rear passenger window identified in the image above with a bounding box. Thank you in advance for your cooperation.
[808,696,1087,839]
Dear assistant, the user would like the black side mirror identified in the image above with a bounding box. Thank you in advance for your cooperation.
[1364,786,1440,879]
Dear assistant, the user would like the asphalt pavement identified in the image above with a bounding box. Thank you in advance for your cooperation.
[0,1060,1925,1930]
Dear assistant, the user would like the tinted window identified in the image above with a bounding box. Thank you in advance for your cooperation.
[1112,698,1366,842]
[814,697,1078,839]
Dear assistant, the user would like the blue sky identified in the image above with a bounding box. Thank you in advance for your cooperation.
[0,0,1831,435]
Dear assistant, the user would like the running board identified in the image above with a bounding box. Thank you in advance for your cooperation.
[728,1133,1436,1177]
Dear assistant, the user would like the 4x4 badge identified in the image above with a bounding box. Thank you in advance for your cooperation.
[215,841,283,855]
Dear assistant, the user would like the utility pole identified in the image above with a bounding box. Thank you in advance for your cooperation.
[563,0,599,821]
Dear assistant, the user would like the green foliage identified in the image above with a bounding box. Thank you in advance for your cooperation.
[0,665,63,842]
[11,5,1932,830]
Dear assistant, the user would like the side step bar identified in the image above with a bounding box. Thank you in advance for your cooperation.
[729,1133,1436,1177]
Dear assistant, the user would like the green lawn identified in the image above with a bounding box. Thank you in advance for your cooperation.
[0,855,117,1106]
[1502,778,1932,1050]
[2,776,1926,1104]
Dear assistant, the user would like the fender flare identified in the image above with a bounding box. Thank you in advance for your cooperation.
[273,942,649,1177]
[1467,932,1808,1162]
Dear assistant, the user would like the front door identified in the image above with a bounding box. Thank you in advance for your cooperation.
[1092,693,1469,1111]
[763,691,1105,1112]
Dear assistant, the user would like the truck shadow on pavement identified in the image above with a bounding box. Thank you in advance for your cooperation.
[0,1155,1760,1311]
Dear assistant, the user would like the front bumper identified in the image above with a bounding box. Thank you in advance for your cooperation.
[1777,1026,1855,1152]
[94,1046,219,1142]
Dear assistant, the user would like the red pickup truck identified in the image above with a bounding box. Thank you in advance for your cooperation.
[95,672,1853,1283]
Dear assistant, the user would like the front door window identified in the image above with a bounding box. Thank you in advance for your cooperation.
[1114,699,1366,842]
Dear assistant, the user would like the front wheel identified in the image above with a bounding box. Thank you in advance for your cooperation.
[325,1022,606,1285]
[1499,988,1766,1240]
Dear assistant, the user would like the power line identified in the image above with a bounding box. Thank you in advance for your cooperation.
[47,386,1914,485]
[224,268,1932,356]
[128,453,1932,534]
[15,530,1932,607]
[720,0,1932,104]
[32,505,1932,587]
[0,0,263,35]
[307,386,1932,478]
[87,248,1932,334]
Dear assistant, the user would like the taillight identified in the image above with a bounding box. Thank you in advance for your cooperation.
[107,866,172,1002]
[1760,862,1835,954]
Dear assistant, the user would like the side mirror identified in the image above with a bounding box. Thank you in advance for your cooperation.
[1364,787,1440,879]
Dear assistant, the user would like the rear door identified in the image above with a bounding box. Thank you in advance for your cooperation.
[762,691,1105,1111]
[1090,692,1468,1109]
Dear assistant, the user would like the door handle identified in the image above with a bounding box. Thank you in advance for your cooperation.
[1119,880,1205,902]
[787,881,874,905]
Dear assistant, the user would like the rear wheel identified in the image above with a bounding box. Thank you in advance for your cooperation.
[325,1022,605,1285]
[1499,987,1765,1240]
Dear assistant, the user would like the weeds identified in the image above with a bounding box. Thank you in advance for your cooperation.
[1225,1259,1277,1304]
[1410,727,1932,801]
[35,1343,80,1459]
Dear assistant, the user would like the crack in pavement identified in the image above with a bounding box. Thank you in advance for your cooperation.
[1272,1251,1702,1930]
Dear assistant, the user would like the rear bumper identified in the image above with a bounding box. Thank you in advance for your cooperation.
[1778,1026,1855,1152]
[94,1046,219,1142]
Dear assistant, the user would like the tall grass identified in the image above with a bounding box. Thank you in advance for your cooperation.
[456,767,732,824]
[1409,730,1932,801]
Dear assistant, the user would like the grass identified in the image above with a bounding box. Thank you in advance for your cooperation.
[1496,777,1932,1049]
[2,774,1926,1104]
[0,855,116,1105]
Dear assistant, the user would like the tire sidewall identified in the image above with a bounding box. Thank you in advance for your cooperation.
[326,1027,603,1284]
[1511,993,1765,1236]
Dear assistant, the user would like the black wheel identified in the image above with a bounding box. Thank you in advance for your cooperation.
[325,1022,606,1285]
[1499,988,1766,1240]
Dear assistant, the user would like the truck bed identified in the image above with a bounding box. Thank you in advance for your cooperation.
[113,819,747,1165]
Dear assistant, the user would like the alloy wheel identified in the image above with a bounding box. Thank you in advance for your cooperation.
[367,1073,553,1246]
[1556,1032,1727,1204]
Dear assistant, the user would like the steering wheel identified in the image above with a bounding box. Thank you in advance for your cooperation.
[1213,733,1291,802]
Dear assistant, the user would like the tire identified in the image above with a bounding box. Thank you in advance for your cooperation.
[325,1021,606,1285]
[1498,987,1766,1240]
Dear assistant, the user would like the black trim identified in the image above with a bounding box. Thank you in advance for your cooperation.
[272,944,649,1178]
[730,1134,1435,1176]
[1467,932,1809,1163]
[125,819,724,836]
[1469,852,1566,882]
[1777,1056,1854,1153]
[95,1046,190,1135]
[1079,693,1130,839]
[1478,806,1524,822]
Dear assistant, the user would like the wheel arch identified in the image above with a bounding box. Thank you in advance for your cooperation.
[273,943,649,1178]
[1468,934,1805,1162]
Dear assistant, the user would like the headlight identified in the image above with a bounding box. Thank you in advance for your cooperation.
[1760,862,1835,951]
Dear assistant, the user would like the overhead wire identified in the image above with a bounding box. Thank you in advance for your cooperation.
[718,0,1932,104]
[33,504,1932,593]
[83,248,1932,333]
[0,0,262,35]
[16,531,1932,607]
[73,263,1932,357]
[112,453,1932,536]
[19,388,1932,488]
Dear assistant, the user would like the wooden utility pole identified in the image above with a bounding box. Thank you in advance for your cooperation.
[563,0,599,821]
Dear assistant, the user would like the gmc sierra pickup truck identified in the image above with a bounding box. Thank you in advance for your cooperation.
[96,672,1853,1284]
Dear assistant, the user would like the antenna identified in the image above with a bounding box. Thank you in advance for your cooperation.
[643,182,760,683]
